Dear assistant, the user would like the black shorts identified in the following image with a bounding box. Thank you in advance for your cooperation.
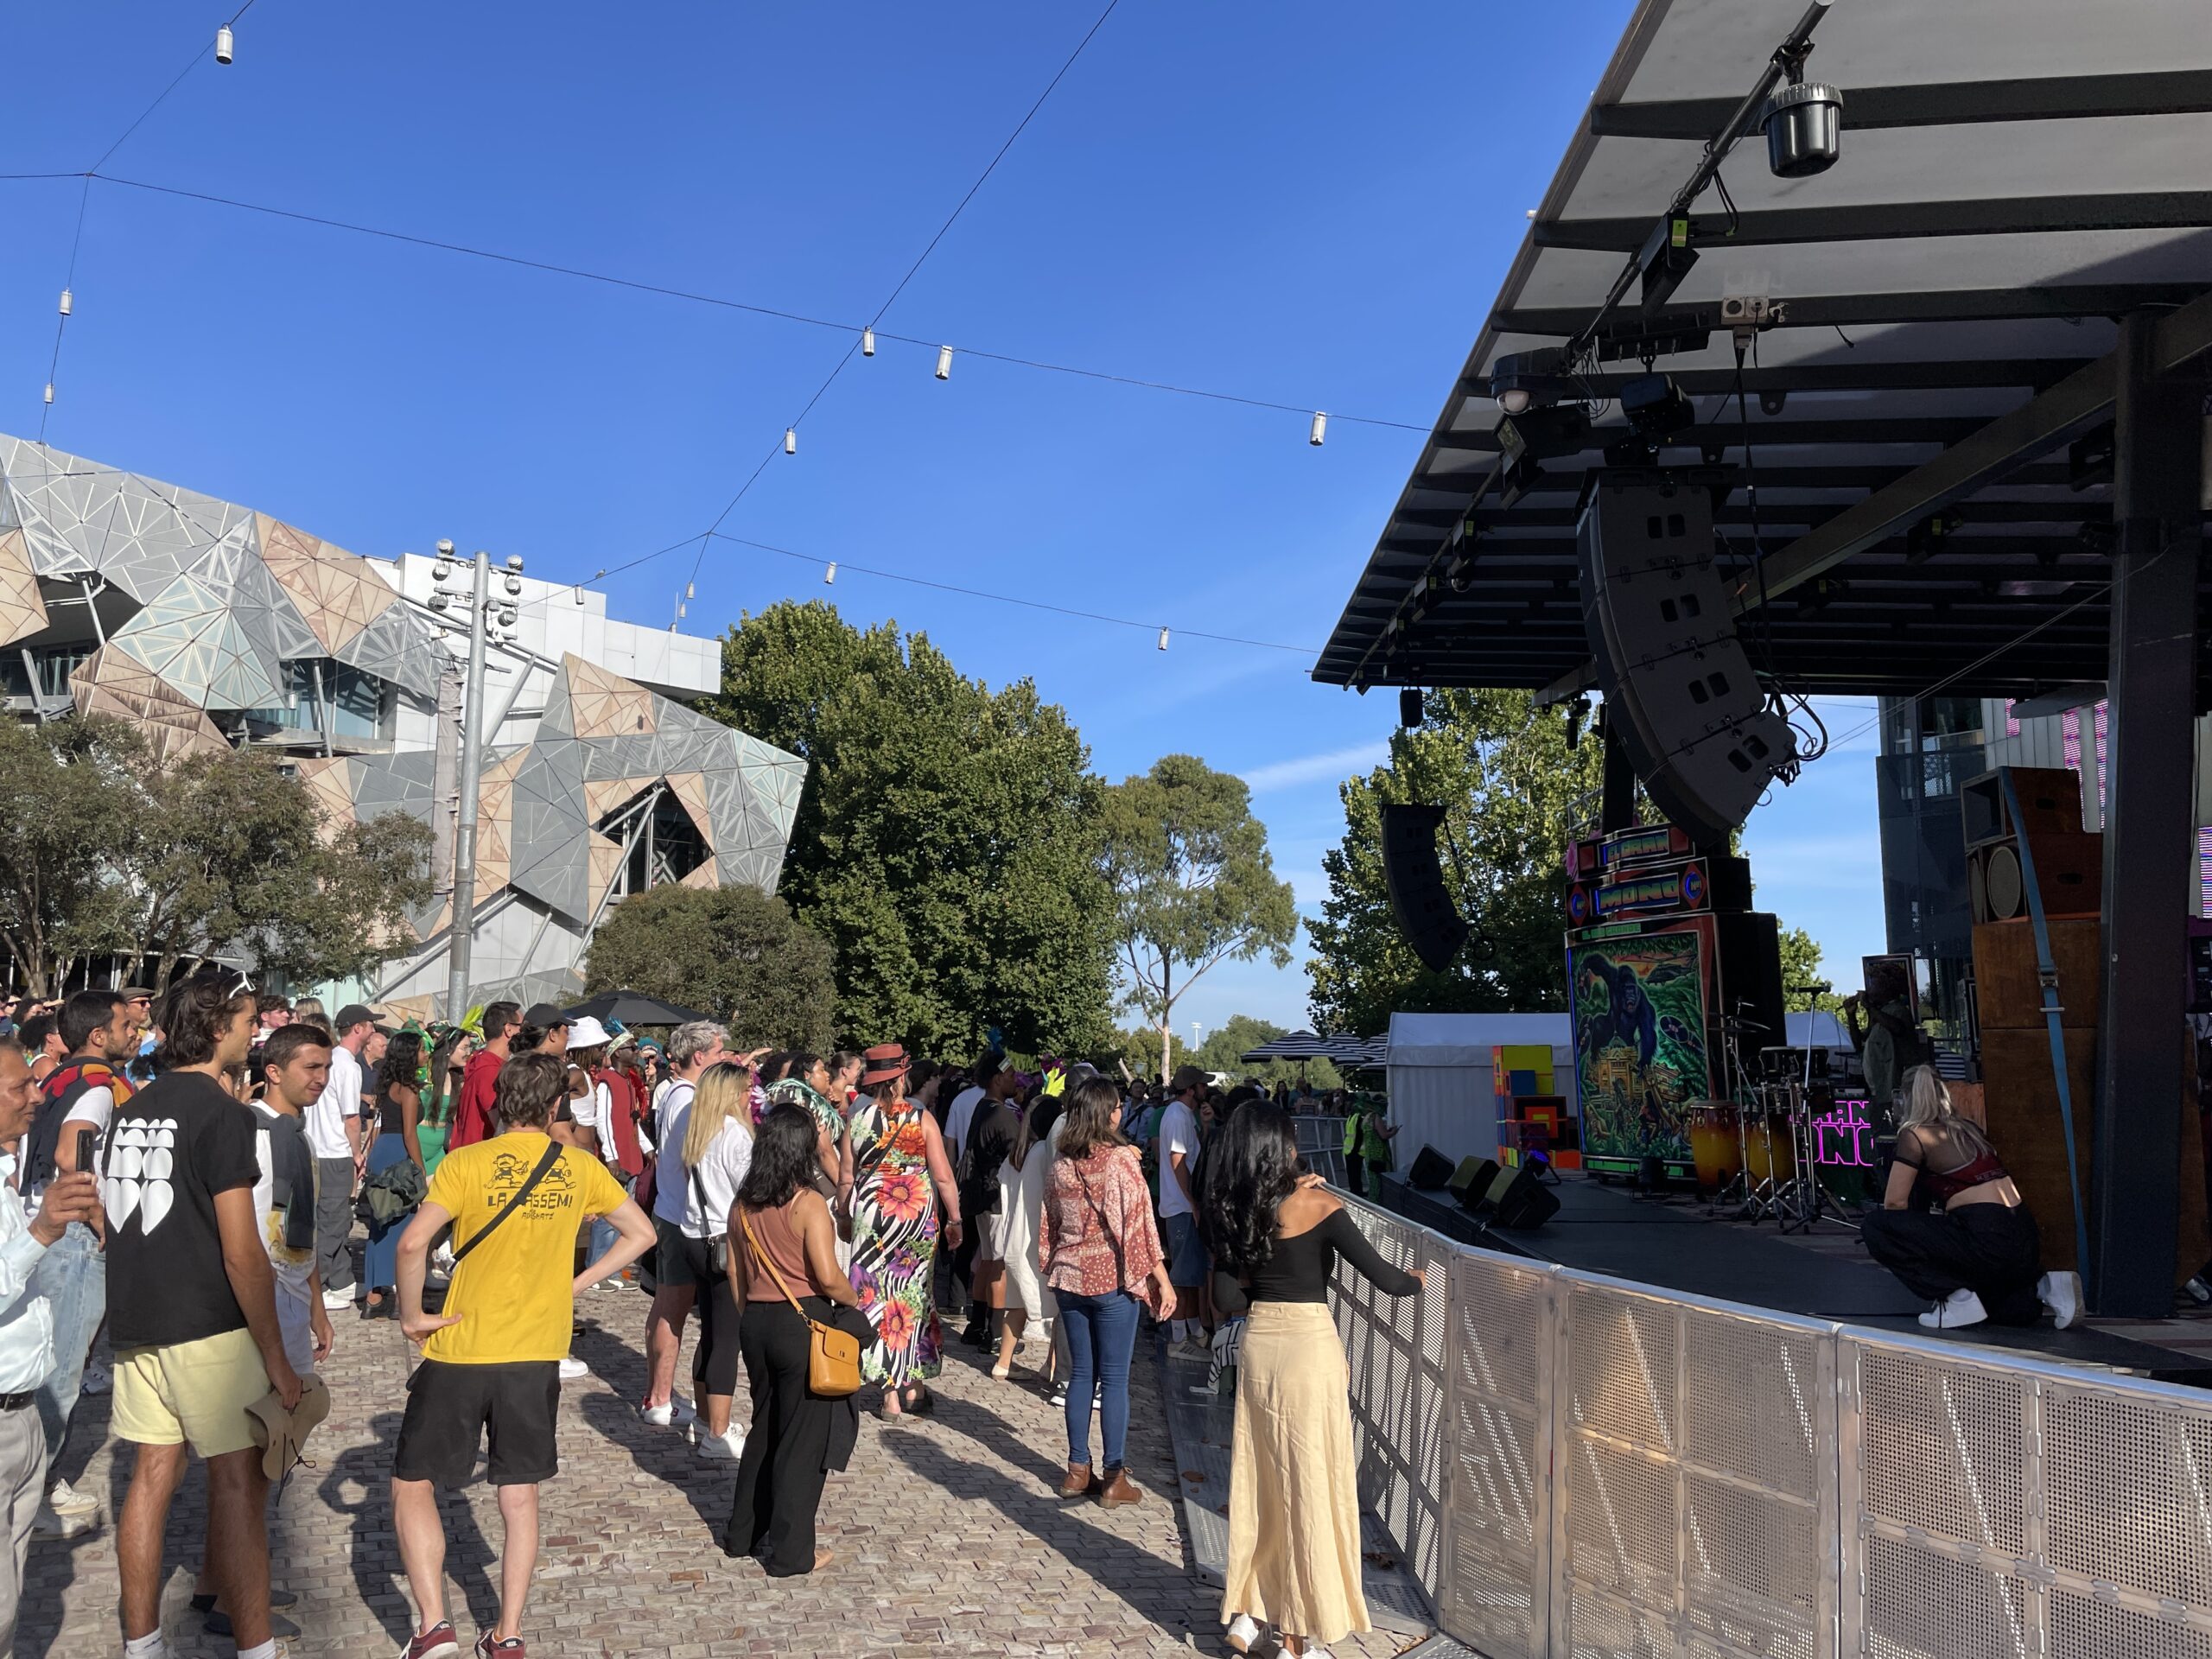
[656,1216,697,1287]
[392,1359,560,1487]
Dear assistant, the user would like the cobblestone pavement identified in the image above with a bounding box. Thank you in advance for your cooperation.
[19,1282,1423,1659]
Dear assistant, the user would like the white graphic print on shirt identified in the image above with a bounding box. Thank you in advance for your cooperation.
[105,1116,180,1236]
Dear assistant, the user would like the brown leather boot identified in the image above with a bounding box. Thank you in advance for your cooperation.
[1098,1467,1144,1508]
[1059,1463,1101,1499]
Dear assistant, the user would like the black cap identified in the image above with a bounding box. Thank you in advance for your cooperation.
[524,1002,569,1028]
[334,1004,378,1033]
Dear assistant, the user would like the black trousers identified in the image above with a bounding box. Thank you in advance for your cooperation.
[723,1299,842,1575]
[1861,1202,2044,1325]
[683,1236,743,1400]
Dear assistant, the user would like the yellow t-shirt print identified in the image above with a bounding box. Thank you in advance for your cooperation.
[421,1132,628,1365]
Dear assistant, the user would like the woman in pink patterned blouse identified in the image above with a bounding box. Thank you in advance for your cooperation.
[1040,1077,1174,1506]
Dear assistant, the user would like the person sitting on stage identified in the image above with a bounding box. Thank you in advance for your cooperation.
[1860,1065,2082,1331]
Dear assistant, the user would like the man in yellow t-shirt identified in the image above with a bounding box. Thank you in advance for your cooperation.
[390,1052,654,1659]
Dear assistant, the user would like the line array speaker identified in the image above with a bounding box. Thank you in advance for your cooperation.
[1407,1145,1457,1191]
[1381,803,1471,973]
[1577,475,1796,848]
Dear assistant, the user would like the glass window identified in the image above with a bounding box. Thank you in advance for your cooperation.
[251,661,391,740]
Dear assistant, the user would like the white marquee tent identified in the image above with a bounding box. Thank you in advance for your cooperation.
[1384,1011,1578,1175]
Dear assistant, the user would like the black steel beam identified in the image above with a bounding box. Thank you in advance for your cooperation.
[1535,192,2212,252]
[2090,311,2204,1315]
[1590,70,2212,139]
[1736,289,2212,609]
[1434,416,1996,453]
[1457,360,2086,399]
[1492,284,2204,338]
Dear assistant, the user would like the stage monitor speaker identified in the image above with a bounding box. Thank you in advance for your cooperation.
[1381,803,1471,972]
[1577,476,1796,847]
[1407,1145,1456,1191]
[1967,837,2101,922]
[1452,1157,1501,1210]
[1484,1161,1561,1230]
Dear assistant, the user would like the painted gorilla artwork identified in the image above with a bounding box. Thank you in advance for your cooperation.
[1576,952,1659,1067]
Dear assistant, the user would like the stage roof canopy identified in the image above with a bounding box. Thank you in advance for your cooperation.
[1315,0,2212,703]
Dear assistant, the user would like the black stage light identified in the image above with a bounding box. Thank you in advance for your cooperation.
[1637,217,1700,315]
[1621,373,1695,441]
[1488,348,1580,416]
[1565,694,1590,750]
[1903,509,1964,565]
[1497,404,1591,464]
[1401,688,1424,728]
[1763,80,1843,178]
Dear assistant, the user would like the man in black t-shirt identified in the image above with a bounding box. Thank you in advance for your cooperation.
[107,969,299,1659]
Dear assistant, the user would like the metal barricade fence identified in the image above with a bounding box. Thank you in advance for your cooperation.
[1294,1113,1349,1187]
[1321,1193,2212,1657]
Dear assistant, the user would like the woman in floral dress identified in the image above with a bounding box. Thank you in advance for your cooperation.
[840,1043,964,1417]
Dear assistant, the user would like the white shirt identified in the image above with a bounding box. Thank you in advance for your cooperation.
[687,1120,753,1239]
[652,1081,699,1230]
[570,1079,618,1165]
[1157,1099,1200,1219]
[305,1045,363,1161]
[0,1154,55,1394]
[945,1085,987,1160]
[57,1083,115,1183]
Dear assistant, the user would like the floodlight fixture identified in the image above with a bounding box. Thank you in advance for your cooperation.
[1764,79,1843,179]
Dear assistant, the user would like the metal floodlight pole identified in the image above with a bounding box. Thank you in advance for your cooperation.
[446,548,493,1019]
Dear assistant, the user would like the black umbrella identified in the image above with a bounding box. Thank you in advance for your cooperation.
[563,989,718,1027]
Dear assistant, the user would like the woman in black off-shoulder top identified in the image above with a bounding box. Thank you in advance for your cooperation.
[1199,1101,1421,1659]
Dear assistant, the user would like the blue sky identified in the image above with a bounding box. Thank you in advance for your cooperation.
[2,1,1886,1036]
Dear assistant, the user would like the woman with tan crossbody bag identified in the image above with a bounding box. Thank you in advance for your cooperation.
[721,1103,868,1577]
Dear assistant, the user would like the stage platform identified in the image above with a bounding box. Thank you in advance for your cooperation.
[1378,1173,2212,1385]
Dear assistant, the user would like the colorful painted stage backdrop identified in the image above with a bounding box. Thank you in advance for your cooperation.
[1569,923,1713,1169]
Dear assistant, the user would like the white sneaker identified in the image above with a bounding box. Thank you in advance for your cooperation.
[30,1503,93,1539]
[1225,1613,1263,1653]
[1919,1288,1989,1329]
[79,1361,111,1395]
[2037,1270,2084,1330]
[557,1357,589,1381]
[1171,1338,1211,1363]
[696,1426,747,1461]
[322,1287,357,1312]
[640,1396,697,1428]
[47,1478,97,1517]
[1047,1382,1069,1408]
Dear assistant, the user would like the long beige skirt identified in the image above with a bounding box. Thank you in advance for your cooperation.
[1222,1300,1369,1645]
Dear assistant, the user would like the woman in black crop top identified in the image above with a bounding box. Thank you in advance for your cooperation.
[1860,1066,2080,1331]
[1198,1102,1420,1659]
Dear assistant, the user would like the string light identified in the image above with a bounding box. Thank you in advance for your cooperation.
[935,345,954,381]
[1309,411,1327,447]
[861,327,875,357]
[1157,626,1170,651]
[214,25,233,64]
[57,289,73,316]
[823,562,837,585]
[42,384,54,405]
[784,427,797,454]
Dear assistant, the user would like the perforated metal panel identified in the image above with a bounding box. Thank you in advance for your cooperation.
[2049,1589,2212,1659]
[1857,1348,2026,1558]
[2044,1384,2212,1602]
[1860,1533,2035,1659]
[1570,1284,1680,1453]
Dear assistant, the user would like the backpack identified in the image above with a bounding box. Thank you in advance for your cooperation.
[28,1059,132,1187]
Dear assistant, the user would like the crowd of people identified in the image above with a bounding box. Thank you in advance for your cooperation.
[0,981,1413,1659]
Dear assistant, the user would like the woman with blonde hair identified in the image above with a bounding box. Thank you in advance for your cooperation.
[1861,1064,2082,1331]
[675,1058,758,1459]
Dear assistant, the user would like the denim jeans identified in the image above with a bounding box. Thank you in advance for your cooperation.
[588,1170,636,1269]
[32,1221,104,1466]
[1057,1289,1139,1471]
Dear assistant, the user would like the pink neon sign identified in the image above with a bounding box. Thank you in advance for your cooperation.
[1810,1097,1875,1168]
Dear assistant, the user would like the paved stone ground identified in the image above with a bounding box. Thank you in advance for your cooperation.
[18,1281,1424,1659]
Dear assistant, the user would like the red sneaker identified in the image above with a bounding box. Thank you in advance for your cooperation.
[400,1624,461,1659]
[474,1635,526,1657]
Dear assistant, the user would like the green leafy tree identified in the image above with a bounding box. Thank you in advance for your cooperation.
[1101,756,1299,1075]
[0,715,149,995]
[585,883,836,1050]
[1777,925,1843,1014]
[129,748,434,992]
[696,601,1116,1056]
[1306,689,1604,1034]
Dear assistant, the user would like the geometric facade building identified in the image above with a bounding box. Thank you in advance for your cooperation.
[1,432,805,1017]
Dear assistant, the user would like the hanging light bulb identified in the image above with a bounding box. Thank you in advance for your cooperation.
[57,289,73,317]
[935,345,954,381]
[823,562,837,585]
[1309,411,1327,447]
[677,601,688,620]
[785,427,797,454]
[684,582,695,600]
[42,384,54,405]
[573,584,586,606]
[1157,627,1170,651]
[214,23,233,62]
[861,327,875,357]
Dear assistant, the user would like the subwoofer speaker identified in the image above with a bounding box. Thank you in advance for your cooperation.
[1960,766,2102,922]
[1381,803,1471,972]
[1407,1145,1456,1191]
[1578,476,1796,847]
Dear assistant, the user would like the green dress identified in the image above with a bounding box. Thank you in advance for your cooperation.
[845,1096,944,1387]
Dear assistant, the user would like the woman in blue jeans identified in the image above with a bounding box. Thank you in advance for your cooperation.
[1038,1077,1174,1504]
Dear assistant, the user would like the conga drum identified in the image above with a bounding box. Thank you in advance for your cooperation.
[1686,1100,1741,1195]
[1745,1109,1799,1186]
